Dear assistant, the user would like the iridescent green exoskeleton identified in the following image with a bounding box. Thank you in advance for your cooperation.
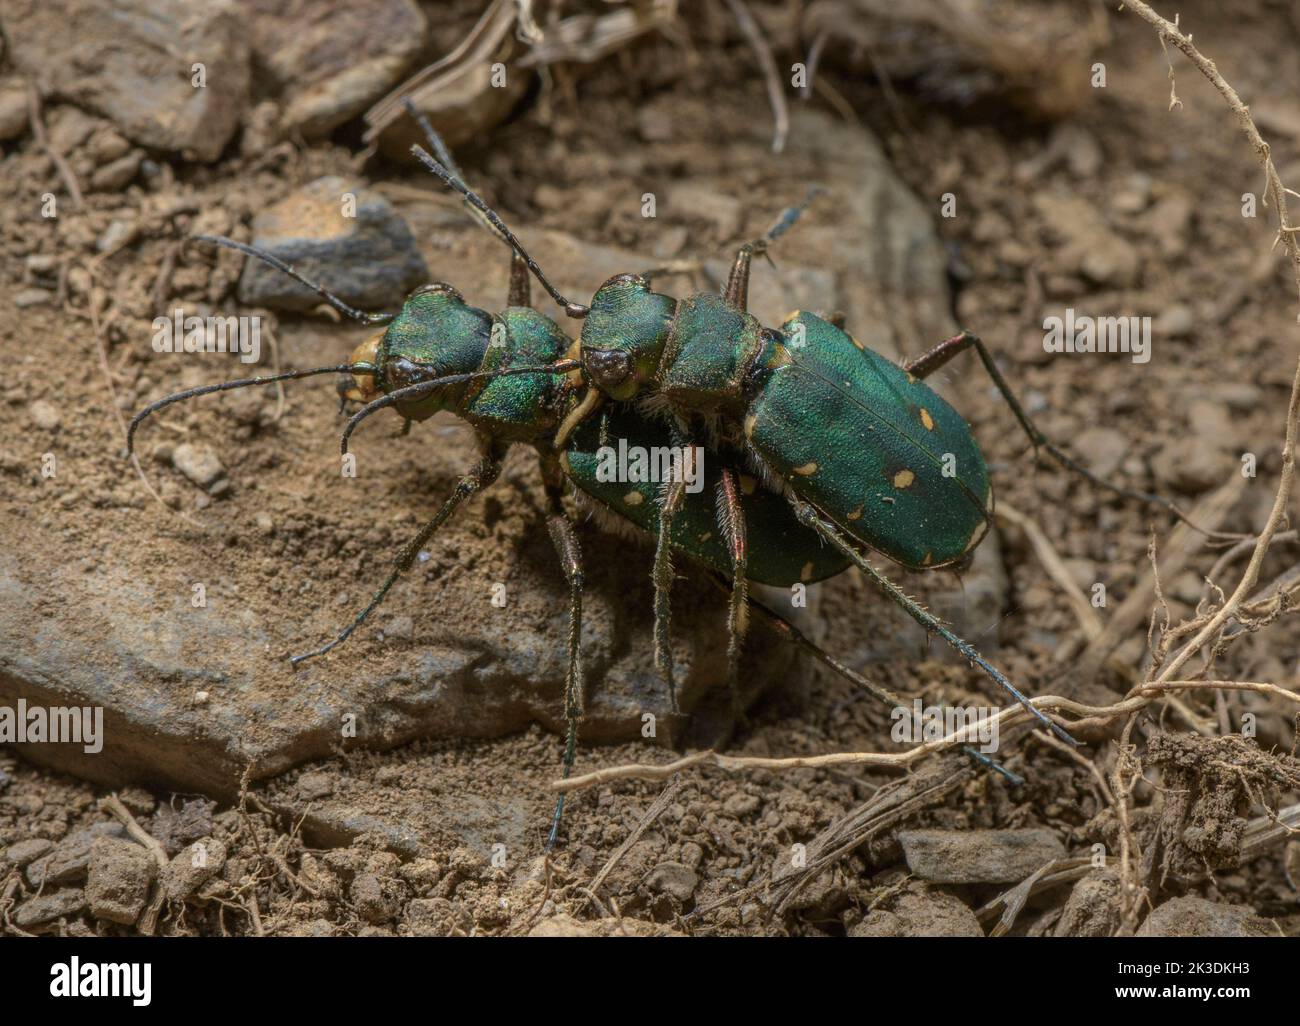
[130,109,929,847]
[410,148,1198,746]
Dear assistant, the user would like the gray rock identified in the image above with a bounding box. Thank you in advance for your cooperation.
[296,772,335,800]
[897,828,1065,884]
[245,0,426,138]
[1151,438,1228,494]
[1054,871,1120,937]
[3,837,53,867]
[237,176,428,313]
[14,888,87,928]
[27,822,126,887]
[162,838,227,901]
[171,443,226,491]
[86,836,156,925]
[90,151,143,192]
[644,862,699,903]
[849,887,982,937]
[0,0,249,161]
[14,288,52,309]
[350,871,405,925]
[1137,896,1274,937]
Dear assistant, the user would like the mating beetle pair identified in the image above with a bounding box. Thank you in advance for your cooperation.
[130,108,1179,844]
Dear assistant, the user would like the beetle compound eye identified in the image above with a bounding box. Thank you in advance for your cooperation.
[582,348,633,394]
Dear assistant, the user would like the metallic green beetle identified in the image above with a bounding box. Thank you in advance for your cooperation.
[127,240,864,849]
[413,148,1191,746]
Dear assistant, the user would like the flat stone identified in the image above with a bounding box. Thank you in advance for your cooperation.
[643,861,699,903]
[1137,896,1274,937]
[162,838,227,901]
[245,0,426,138]
[897,828,1065,884]
[1054,871,1120,937]
[26,822,126,887]
[14,888,87,928]
[3,837,53,867]
[237,176,428,313]
[0,0,249,161]
[849,886,982,937]
[86,836,156,925]
[90,150,143,192]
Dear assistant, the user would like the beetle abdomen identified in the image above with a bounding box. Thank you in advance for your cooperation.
[746,312,992,569]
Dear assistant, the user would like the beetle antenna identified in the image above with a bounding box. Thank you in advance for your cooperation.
[192,235,396,327]
[341,360,581,454]
[128,363,372,456]
[410,145,591,320]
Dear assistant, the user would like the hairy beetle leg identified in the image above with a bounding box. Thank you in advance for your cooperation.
[290,449,504,667]
[543,497,585,851]
[731,582,1025,785]
[905,330,1211,534]
[788,496,1079,747]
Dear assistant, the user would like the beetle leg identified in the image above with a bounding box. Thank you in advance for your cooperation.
[787,495,1080,747]
[719,578,1026,785]
[540,459,585,850]
[716,467,751,725]
[508,250,531,307]
[723,187,824,310]
[290,444,504,666]
[652,474,687,714]
[905,330,1209,533]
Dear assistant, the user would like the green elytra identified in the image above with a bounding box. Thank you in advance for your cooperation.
[128,110,908,848]
[411,146,1199,746]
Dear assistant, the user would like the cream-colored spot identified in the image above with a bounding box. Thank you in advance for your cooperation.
[793,462,818,476]
[783,309,802,325]
[919,407,935,431]
[893,469,915,489]
[800,561,814,582]
[699,531,712,542]
[623,491,644,506]
[849,334,865,351]
[906,372,917,384]
[743,413,757,439]
[847,506,863,521]
[738,474,757,495]
[922,551,933,567]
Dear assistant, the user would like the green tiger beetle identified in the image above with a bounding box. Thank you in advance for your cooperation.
[133,109,1010,847]
[406,141,1205,749]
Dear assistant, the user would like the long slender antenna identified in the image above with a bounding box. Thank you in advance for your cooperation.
[410,145,590,319]
[402,99,506,247]
[193,235,396,326]
[128,363,369,455]
[341,360,581,453]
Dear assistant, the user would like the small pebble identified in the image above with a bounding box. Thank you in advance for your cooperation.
[15,287,52,308]
[29,399,61,429]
